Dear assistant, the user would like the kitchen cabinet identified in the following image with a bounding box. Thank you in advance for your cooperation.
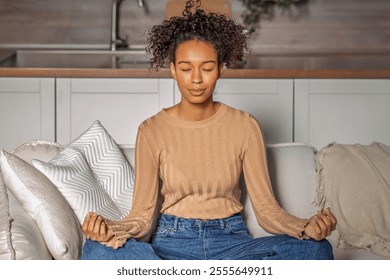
[294,79,390,148]
[0,78,55,151]
[56,78,175,147]
[2,77,390,151]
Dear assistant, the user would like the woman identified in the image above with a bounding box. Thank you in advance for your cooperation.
[81,0,337,260]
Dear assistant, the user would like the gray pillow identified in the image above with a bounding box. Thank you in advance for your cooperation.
[243,143,317,238]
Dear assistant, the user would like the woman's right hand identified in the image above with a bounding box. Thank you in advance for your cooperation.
[82,212,114,243]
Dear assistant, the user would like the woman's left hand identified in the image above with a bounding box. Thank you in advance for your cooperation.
[82,212,114,243]
[303,207,337,241]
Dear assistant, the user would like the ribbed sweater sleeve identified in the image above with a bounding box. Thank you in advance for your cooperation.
[103,125,160,249]
[243,116,309,238]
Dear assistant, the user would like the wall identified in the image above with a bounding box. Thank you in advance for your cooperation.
[248,0,390,54]
[0,0,390,55]
[0,0,111,49]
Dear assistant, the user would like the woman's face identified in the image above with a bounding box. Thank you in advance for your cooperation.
[170,40,223,106]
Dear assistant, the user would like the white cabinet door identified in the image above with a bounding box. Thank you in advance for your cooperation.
[175,79,294,143]
[0,78,55,151]
[56,78,175,147]
[295,79,390,149]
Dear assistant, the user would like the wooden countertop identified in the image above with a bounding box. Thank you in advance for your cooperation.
[1,50,390,78]
[2,68,390,79]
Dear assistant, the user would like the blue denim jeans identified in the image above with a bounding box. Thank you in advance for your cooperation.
[151,213,333,260]
[81,213,334,260]
[81,238,160,260]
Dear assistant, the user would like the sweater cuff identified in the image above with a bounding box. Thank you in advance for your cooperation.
[100,235,127,249]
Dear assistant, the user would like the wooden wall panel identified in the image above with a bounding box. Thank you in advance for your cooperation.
[0,0,389,55]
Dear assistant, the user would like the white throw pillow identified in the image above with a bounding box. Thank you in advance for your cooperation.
[32,120,134,223]
[0,170,15,260]
[0,150,83,260]
[7,189,52,260]
[11,139,62,164]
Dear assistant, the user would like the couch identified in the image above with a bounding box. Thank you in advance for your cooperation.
[1,121,389,260]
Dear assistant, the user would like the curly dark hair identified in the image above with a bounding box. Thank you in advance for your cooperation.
[146,0,249,70]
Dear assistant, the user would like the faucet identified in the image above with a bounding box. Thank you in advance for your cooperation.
[111,0,145,51]
[137,0,144,7]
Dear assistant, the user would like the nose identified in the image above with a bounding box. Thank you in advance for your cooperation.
[191,69,203,84]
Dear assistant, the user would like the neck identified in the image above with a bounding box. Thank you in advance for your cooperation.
[177,100,220,121]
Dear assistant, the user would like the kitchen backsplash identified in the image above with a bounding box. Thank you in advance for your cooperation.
[0,0,389,54]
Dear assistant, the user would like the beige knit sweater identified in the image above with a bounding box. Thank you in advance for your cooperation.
[105,103,309,249]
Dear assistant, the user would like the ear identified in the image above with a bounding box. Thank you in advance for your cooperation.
[218,63,225,79]
[170,62,177,80]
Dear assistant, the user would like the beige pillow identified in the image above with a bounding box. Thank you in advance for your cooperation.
[316,142,390,258]
[0,150,83,260]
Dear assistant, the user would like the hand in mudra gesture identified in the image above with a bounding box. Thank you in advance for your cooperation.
[82,212,114,242]
[304,207,337,241]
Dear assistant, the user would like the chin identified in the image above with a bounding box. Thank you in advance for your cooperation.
[187,96,213,104]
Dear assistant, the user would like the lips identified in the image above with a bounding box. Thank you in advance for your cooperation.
[188,89,206,96]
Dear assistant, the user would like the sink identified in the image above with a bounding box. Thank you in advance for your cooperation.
[0,49,151,69]
[0,50,16,67]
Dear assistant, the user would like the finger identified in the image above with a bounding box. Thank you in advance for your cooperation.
[81,219,89,234]
[314,216,329,239]
[97,222,109,241]
[106,226,115,239]
[100,220,107,236]
[82,212,93,232]
[93,215,103,235]
[87,213,98,233]
[323,208,337,231]
[101,221,113,240]
[318,212,333,236]
[316,213,330,233]
[324,208,337,230]
[309,219,322,235]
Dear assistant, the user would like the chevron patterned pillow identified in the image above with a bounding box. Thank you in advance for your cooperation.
[33,120,134,224]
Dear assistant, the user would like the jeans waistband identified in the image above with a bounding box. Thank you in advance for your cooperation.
[158,213,243,229]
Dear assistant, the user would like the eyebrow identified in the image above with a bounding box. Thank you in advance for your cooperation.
[177,60,217,65]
